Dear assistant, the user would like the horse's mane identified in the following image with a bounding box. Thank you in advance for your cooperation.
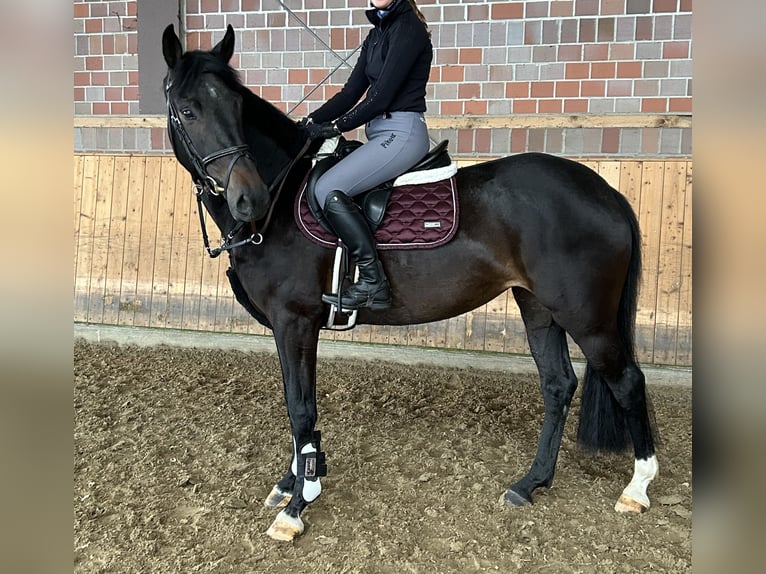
[174,50,310,184]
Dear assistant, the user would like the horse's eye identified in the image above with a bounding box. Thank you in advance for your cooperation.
[181,108,196,119]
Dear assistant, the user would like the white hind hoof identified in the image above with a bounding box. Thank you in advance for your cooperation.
[615,493,649,513]
[266,510,304,541]
[264,486,292,509]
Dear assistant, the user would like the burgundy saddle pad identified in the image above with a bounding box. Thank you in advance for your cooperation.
[294,176,459,250]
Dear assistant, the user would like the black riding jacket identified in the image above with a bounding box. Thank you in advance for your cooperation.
[309,0,432,132]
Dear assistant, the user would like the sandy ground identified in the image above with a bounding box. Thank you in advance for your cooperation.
[74,340,691,573]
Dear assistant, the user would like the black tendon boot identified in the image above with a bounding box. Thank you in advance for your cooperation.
[321,191,392,310]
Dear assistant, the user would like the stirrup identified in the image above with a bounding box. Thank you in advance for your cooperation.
[325,245,358,329]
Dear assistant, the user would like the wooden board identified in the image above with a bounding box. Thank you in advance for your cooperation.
[86,155,115,324]
[675,163,693,365]
[653,162,688,365]
[117,156,148,326]
[102,156,131,325]
[634,161,666,364]
[133,156,163,327]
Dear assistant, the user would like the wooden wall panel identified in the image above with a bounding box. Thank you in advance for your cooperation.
[74,154,693,367]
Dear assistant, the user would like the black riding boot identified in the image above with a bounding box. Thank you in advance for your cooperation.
[320,191,392,311]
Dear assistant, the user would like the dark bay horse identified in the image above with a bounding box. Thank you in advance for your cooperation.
[162,24,658,541]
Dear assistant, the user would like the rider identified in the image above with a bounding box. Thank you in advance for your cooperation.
[301,0,433,311]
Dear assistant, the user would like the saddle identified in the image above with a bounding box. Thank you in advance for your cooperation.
[295,138,459,251]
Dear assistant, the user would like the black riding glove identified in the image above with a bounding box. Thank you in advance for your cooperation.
[305,121,341,140]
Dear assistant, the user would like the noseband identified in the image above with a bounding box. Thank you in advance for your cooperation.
[165,78,309,257]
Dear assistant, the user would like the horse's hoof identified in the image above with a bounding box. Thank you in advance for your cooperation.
[614,493,649,513]
[503,489,532,507]
[266,510,304,541]
[264,486,292,509]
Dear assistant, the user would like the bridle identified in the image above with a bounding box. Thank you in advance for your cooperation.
[165,77,310,258]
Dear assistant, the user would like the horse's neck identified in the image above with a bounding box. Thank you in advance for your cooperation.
[240,89,305,185]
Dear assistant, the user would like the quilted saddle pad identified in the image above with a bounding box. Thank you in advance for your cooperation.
[294,176,459,251]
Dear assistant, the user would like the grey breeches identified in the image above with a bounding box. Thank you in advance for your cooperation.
[313,111,430,207]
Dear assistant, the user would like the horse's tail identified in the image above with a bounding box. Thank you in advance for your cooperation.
[577,190,642,452]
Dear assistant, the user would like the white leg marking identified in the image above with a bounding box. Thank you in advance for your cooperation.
[615,455,658,513]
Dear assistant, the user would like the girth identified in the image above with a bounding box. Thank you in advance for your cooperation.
[305,139,451,233]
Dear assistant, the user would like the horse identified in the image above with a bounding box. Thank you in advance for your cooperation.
[161,24,658,542]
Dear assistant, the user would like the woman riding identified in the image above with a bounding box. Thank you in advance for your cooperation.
[300,0,433,311]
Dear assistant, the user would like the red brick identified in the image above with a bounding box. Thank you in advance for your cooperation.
[111,102,129,114]
[457,129,473,153]
[243,0,260,11]
[511,128,527,153]
[102,35,114,55]
[663,42,689,59]
[680,0,692,11]
[513,100,537,114]
[105,87,122,101]
[551,1,574,17]
[475,129,491,154]
[330,29,344,50]
[617,61,643,78]
[74,4,89,18]
[581,80,605,96]
[74,87,85,101]
[262,86,281,101]
[653,0,678,12]
[124,87,139,101]
[74,72,91,86]
[609,43,634,60]
[641,98,667,112]
[669,97,692,113]
[539,99,562,113]
[289,69,308,84]
[150,127,167,149]
[601,0,624,15]
[93,103,110,115]
[441,65,465,82]
[465,100,487,115]
[346,28,361,48]
[441,101,462,115]
[85,57,103,71]
[458,83,481,99]
[85,18,102,33]
[591,62,616,78]
[564,99,589,113]
[200,0,218,14]
[267,12,285,27]
[492,3,524,19]
[565,63,589,79]
[635,16,653,41]
[506,82,530,98]
[428,68,441,82]
[555,81,580,97]
[531,82,554,97]
[459,48,483,64]
[127,2,137,16]
[602,128,620,153]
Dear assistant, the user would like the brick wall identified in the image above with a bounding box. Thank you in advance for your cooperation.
[74,0,692,157]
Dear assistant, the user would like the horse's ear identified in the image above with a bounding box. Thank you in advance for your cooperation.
[162,24,183,69]
[212,24,235,63]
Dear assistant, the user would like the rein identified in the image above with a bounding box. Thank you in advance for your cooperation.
[165,77,311,258]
